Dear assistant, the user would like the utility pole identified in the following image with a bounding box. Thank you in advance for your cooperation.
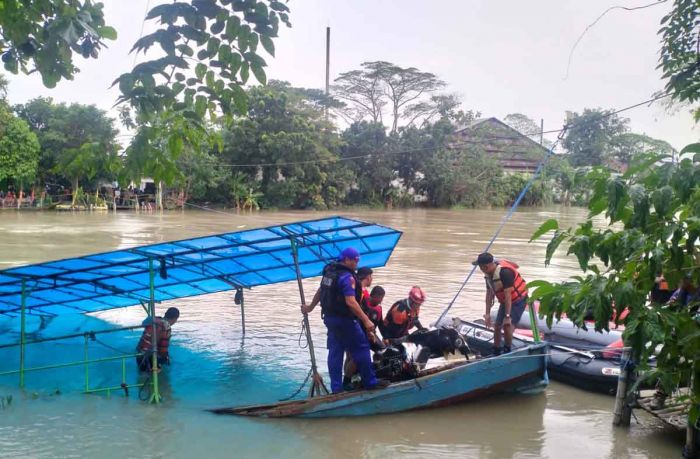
[540,118,544,146]
[325,27,330,121]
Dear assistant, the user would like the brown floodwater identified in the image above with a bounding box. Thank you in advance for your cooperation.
[0,208,683,458]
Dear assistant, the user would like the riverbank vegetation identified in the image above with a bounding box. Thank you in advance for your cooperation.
[0,71,677,210]
[529,0,700,427]
[0,1,680,212]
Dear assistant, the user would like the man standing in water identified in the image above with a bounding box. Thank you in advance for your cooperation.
[136,307,180,372]
[475,252,528,355]
[302,248,381,393]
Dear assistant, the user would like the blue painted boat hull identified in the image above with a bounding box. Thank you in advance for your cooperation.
[210,343,548,418]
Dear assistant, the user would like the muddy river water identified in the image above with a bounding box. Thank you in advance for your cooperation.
[0,208,682,458]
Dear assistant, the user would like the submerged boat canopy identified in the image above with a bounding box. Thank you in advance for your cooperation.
[0,217,402,317]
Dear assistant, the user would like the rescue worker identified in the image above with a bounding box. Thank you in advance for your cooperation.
[475,252,528,355]
[650,273,672,304]
[136,307,179,372]
[343,266,376,387]
[301,248,381,393]
[357,267,373,302]
[382,286,426,341]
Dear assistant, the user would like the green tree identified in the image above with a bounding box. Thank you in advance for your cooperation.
[659,0,700,119]
[0,104,40,193]
[220,81,346,209]
[0,0,117,87]
[612,132,678,165]
[333,61,446,133]
[14,98,120,196]
[340,121,394,206]
[563,108,629,167]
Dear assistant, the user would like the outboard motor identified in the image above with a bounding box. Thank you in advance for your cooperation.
[373,344,417,382]
[406,328,471,366]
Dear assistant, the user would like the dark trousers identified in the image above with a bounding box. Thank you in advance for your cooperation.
[324,315,378,393]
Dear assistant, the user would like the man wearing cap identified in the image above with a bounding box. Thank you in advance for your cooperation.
[301,247,380,393]
[474,252,528,354]
[382,286,427,341]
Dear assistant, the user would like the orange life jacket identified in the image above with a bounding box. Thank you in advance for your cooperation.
[485,260,528,304]
[137,317,172,358]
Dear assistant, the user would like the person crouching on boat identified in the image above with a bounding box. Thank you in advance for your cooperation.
[382,286,427,342]
[475,252,528,355]
[136,307,179,372]
[301,248,381,393]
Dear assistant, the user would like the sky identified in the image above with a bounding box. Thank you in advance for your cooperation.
[4,0,696,150]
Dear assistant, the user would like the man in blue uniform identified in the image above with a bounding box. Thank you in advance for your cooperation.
[302,247,380,393]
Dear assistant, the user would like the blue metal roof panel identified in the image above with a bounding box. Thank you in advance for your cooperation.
[0,217,402,316]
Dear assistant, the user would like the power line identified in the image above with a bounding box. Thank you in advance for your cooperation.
[564,0,670,80]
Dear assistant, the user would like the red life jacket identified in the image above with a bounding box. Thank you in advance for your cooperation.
[137,317,172,358]
[485,260,528,304]
[361,291,383,328]
[382,299,420,339]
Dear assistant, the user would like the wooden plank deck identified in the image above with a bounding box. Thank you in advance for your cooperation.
[637,389,690,431]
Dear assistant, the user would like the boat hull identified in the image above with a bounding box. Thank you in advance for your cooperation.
[211,342,548,418]
[454,318,622,395]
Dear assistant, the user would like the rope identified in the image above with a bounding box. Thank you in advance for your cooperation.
[297,319,308,349]
[92,336,134,355]
[139,375,152,401]
[435,130,567,325]
[278,368,313,401]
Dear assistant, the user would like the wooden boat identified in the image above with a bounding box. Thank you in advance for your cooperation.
[210,337,548,418]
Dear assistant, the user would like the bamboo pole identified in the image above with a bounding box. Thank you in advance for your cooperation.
[148,258,162,404]
[84,335,90,392]
[239,288,246,336]
[289,237,328,397]
[19,279,26,388]
[527,300,541,344]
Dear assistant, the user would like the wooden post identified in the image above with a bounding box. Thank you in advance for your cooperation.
[613,347,633,426]
[685,366,699,458]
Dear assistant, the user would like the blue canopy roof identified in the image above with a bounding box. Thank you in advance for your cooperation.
[0,217,402,317]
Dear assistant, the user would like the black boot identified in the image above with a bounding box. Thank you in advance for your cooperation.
[491,346,502,356]
[503,345,512,354]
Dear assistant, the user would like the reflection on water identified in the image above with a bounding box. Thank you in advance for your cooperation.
[0,208,681,458]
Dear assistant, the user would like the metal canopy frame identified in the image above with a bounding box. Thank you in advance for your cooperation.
[0,216,403,403]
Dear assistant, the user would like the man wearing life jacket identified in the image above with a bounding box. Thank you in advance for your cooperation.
[136,307,180,372]
[382,286,427,341]
[301,248,381,393]
[474,252,528,355]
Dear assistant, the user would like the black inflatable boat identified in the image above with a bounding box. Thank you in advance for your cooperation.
[450,318,622,395]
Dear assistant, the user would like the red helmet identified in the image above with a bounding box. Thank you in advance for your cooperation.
[409,286,425,304]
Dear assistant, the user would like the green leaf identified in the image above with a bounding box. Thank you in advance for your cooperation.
[99,26,118,40]
[545,230,568,266]
[530,218,559,242]
[240,61,249,84]
[194,95,207,117]
[251,62,266,85]
[195,63,207,80]
[260,35,275,56]
[680,143,700,155]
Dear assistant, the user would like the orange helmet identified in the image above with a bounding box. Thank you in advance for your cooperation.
[409,286,425,304]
